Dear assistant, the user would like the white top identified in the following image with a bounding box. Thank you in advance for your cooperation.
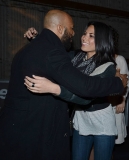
[115,55,129,96]
[74,104,117,135]
[113,55,129,144]
[116,55,128,75]
[73,62,117,136]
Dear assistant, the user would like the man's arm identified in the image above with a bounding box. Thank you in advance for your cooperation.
[58,64,116,103]
[23,28,125,97]
[45,49,124,98]
[24,68,124,98]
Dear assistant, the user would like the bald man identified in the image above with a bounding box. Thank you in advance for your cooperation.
[0,9,124,160]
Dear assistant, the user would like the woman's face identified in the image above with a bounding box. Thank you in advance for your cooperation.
[81,25,96,56]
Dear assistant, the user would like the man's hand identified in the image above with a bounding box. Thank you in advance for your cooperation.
[24,27,38,39]
[115,68,128,88]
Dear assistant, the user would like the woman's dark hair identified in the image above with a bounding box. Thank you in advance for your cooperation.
[84,21,116,66]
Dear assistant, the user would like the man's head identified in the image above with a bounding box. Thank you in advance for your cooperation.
[44,9,75,50]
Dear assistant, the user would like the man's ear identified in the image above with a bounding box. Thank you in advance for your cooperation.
[57,24,65,36]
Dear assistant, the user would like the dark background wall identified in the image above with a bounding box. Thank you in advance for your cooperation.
[0,2,129,159]
[0,0,129,80]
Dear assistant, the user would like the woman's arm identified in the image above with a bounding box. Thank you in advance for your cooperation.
[24,27,38,39]
[24,75,92,105]
[24,65,116,105]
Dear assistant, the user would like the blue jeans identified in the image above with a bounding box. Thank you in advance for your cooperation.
[72,129,115,160]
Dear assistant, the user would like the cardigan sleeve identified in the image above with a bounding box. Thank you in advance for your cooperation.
[58,86,92,105]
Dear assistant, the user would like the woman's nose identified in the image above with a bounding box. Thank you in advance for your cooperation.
[82,35,88,41]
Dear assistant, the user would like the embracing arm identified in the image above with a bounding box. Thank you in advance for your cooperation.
[24,64,118,104]
[24,27,38,39]
[24,64,126,103]
[56,85,92,105]
[25,75,92,105]
[24,32,126,97]
[23,29,126,97]
[45,50,124,98]
[57,64,116,104]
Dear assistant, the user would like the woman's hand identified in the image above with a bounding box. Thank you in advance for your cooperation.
[24,27,38,39]
[24,75,61,95]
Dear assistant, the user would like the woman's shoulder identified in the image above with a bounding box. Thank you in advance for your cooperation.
[90,62,115,76]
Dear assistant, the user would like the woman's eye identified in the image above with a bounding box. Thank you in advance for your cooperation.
[90,35,95,38]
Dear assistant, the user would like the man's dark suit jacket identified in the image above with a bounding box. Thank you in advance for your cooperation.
[0,29,123,160]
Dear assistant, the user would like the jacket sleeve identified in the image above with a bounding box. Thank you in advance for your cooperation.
[57,86,92,105]
[46,49,123,98]
[57,65,116,104]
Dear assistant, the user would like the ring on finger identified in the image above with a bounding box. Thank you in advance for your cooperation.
[32,83,35,87]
